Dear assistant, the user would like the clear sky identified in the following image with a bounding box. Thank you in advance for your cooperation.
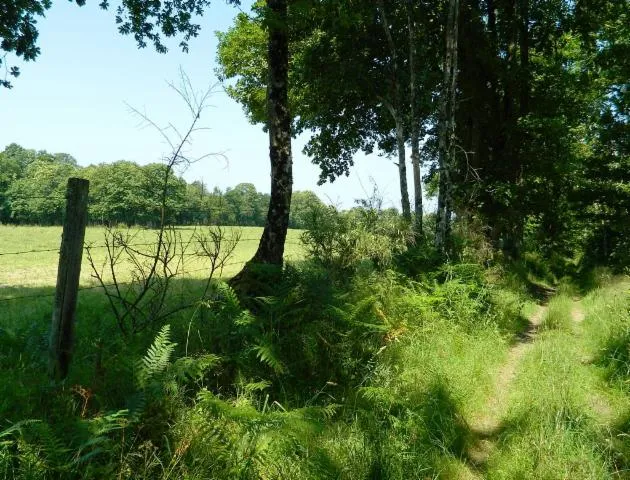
[0,0,427,211]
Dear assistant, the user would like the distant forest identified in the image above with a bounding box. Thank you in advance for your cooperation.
[0,143,328,228]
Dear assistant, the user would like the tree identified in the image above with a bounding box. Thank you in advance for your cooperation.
[435,0,459,253]
[225,183,259,225]
[0,144,36,222]
[0,0,52,88]
[289,190,324,229]
[216,1,441,228]
[82,161,144,226]
[97,0,294,283]
[375,0,411,221]
[406,0,423,235]
[429,0,609,259]
[8,157,78,224]
[0,144,79,224]
[572,0,630,268]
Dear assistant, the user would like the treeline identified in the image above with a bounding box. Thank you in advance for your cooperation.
[0,143,326,228]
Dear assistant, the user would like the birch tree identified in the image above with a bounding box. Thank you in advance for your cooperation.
[435,0,460,252]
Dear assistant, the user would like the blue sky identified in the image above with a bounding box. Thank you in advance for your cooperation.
[0,0,427,210]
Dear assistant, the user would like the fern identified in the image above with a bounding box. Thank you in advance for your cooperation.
[137,324,177,389]
[172,354,221,385]
[252,341,286,375]
[70,409,128,467]
[244,380,271,394]
[214,282,242,315]
[0,420,41,440]
[235,310,255,326]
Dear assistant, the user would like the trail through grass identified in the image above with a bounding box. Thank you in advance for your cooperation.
[465,303,547,470]
[458,279,630,479]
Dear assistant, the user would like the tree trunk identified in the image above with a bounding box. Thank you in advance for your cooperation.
[395,115,412,220]
[231,0,291,289]
[407,0,423,236]
[503,0,517,122]
[377,0,411,221]
[506,0,529,258]
[435,0,459,252]
[502,0,522,257]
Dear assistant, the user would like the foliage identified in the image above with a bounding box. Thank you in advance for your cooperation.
[2,0,630,476]
[216,1,441,183]
[0,0,51,88]
[6,221,630,478]
[216,0,629,270]
[300,202,410,274]
[0,144,325,228]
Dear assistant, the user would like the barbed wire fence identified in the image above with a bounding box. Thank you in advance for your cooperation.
[0,193,304,306]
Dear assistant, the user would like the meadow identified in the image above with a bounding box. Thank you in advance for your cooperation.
[0,225,305,290]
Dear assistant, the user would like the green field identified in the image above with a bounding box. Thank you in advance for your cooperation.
[0,225,305,292]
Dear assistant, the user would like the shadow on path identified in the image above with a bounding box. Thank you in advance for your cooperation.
[462,302,549,475]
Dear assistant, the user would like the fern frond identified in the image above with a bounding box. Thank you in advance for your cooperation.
[137,324,176,389]
[35,422,70,464]
[214,282,241,311]
[244,381,271,394]
[126,392,146,422]
[253,342,286,375]
[90,409,129,436]
[235,311,255,326]
[172,354,221,384]
[0,419,41,440]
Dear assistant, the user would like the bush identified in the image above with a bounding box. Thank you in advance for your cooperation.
[300,204,410,274]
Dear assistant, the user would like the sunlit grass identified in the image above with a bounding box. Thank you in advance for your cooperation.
[486,278,630,480]
[0,225,305,290]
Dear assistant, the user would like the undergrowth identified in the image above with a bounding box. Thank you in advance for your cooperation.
[0,255,530,478]
[8,207,617,479]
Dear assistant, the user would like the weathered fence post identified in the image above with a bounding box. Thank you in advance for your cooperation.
[49,177,89,381]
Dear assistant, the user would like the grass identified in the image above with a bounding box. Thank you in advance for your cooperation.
[0,225,305,290]
[540,292,574,331]
[0,225,305,426]
[0,229,529,478]
[3,224,630,479]
[482,277,630,479]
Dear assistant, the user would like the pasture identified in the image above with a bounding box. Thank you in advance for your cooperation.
[0,225,305,291]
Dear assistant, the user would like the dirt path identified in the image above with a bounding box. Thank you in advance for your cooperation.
[465,304,547,469]
[571,302,586,323]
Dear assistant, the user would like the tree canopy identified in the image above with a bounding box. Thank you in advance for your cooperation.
[216,0,630,267]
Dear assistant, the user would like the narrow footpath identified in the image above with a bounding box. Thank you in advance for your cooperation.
[464,303,547,472]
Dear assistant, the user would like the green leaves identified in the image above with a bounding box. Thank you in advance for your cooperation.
[252,339,287,375]
[136,324,177,389]
[0,0,52,88]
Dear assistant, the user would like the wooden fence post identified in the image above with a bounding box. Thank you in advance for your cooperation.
[49,177,89,381]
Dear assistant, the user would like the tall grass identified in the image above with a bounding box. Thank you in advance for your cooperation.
[0,259,528,479]
[486,277,630,479]
[5,215,628,479]
[487,327,613,479]
[541,294,573,330]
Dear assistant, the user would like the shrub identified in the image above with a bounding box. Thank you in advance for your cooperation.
[300,204,410,274]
